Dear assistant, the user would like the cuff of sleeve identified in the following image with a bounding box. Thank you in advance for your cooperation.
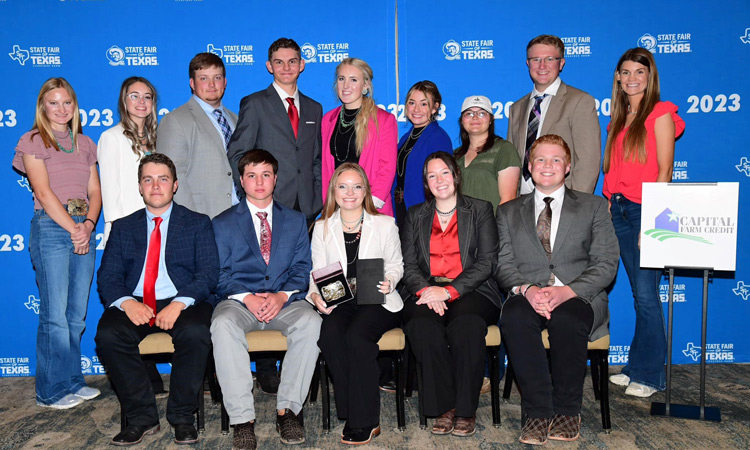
[416,286,428,297]
[446,286,460,302]
[172,297,195,308]
[229,292,250,302]
[281,290,298,305]
[111,296,134,310]
[372,196,385,209]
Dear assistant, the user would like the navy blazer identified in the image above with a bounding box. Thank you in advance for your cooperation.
[212,199,311,306]
[97,203,220,309]
[391,121,453,210]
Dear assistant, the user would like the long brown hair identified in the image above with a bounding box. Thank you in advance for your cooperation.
[118,76,158,157]
[317,163,379,238]
[603,48,661,172]
[32,77,82,151]
[334,58,378,155]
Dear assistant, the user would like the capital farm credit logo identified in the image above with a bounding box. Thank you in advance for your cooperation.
[300,42,349,63]
[442,39,494,61]
[106,45,158,66]
[644,208,736,245]
[207,43,254,65]
[638,32,692,54]
[9,44,62,67]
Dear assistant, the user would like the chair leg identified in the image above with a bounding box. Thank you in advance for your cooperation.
[206,352,221,405]
[502,361,515,400]
[221,402,229,435]
[394,351,406,431]
[415,363,427,429]
[319,355,331,433]
[404,341,415,398]
[197,387,205,433]
[597,350,612,432]
[487,346,501,427]
[590,350,601,400]
[309,358,320,404]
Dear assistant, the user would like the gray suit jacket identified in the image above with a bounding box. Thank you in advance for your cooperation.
[495,189,619,340]
[227,85,323,220]
[507,81,602,193]
[157,97,238,219]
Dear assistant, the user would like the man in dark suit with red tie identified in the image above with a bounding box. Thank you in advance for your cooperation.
[96,153,219,446]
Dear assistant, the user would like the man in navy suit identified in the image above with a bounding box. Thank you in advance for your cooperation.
[96,153,219,446]
[211,149,321,450]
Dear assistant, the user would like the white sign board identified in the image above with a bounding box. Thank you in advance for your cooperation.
[640,182,739,271]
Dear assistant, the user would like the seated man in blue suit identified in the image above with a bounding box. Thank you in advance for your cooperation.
[211,149,321,450]
[96,153,219,446]
[495,134,618,445]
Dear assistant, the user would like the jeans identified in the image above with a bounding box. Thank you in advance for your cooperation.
[30,210,96,404]
[609,194,666,390]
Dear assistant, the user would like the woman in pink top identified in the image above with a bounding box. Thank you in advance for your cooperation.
[321,58,397,216]
[602,48,685,398]
[12,78,102,409]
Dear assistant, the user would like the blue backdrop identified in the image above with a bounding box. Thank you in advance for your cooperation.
[1,0,748,377]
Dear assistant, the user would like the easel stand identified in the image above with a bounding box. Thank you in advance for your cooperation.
[651,268,721,421]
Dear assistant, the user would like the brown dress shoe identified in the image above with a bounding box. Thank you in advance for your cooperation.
[233,421,256,450]
[431,408,455,435]
[452,416,476,436]
[548,414,581,441]
[519,417,550,445]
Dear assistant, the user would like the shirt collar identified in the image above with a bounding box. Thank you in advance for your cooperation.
[531,76,562,98]
[193,94,225,116]
[246,199,274,218]
[145,202,174,222]
[534,184,566,205]
[272,82,299,105]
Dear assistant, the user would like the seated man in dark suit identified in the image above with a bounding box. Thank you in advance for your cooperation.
[495,134,619,445]
[211,149,321,450]
[96,153,219,446]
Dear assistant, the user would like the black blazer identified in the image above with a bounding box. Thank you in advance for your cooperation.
[401,194,502,309]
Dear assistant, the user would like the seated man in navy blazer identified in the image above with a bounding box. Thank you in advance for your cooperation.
[495,134,618,445]
[96,153,219,446]
[211,149,321,450]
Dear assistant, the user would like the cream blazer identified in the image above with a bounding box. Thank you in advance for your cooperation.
[307,210,403,312]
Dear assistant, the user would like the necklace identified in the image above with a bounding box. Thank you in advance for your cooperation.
[342,213,364,231]
[136,132,146,141]
[338,107,360,128]
[55,129,75,153]
[436,205,457,216]
[397,125,427,177]
[344,227,362,265]
[627,104,638,115]
[333,116,356,163]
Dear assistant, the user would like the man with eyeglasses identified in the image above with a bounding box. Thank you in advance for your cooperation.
[158,52,239,219]
[507,35,601,196]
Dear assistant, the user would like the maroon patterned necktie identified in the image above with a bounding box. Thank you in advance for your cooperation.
[536,197,555,286]
[257,212,271,265]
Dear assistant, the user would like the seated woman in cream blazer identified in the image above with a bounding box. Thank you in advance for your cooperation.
[307,162,403,446]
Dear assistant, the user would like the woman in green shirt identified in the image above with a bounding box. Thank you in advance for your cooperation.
[454,95,521,210]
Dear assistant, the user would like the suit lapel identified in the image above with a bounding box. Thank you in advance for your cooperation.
[298,92,316,144]
[187,97,225,152]
[418,200,434,270]
[329,211,348,275]
[522,194,548,259]
[164,204,183,265]
[359,212,373,257]
[236,201,265,267]
[552,189,577,258]
[269,202,285,267]
[541,82,567,134]
[131,209,149,274]
[456,195,472,267]
[265,85,297,142]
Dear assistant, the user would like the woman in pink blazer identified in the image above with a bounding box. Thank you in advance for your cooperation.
[321,58,397,216]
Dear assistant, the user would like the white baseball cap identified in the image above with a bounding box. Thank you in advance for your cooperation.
[461,95,492,113]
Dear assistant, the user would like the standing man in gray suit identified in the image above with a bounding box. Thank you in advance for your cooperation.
[507,35,601,195]
[158,52,239,219]
[227,37,322,223]
[495,134,618,445]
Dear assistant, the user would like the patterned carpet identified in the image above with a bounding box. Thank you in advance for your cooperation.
[1,364,748,449]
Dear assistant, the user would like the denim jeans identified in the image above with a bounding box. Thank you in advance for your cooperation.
[29,210,96,404]
[609,194,666,390]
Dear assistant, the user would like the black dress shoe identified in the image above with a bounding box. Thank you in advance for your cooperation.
[174,423,198,445]
[257,373,280,394]
[378,380,397,393]
[111,423,160,446]
[341,424,380,445]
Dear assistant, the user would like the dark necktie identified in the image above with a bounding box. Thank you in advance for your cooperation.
[523,94,547,181]
[257,212,272,265]
[143,217,162,326]
[536,197,555,286]
[212,108,232,149]
[287,97,299,139]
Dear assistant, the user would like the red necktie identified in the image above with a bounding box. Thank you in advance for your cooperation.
[257,212,272,265]
[286,97,299,139]
[143,216,162,326]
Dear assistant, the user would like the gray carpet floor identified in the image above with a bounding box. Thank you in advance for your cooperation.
[1,364,748,449]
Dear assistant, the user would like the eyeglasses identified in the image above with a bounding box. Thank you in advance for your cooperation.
[336,184,364,192]
[527,56,562,65]
[462,110,489,119]
[126,93,153,102]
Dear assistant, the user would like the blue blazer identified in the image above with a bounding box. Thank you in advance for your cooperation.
[97,203,219,309]
[391,120,453,209]
[212,200,311,306]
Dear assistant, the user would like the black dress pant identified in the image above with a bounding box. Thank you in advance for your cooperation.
[500,295,594,418]
[317,301,401,428]
[95,300,212,426]
[404,290,500,418]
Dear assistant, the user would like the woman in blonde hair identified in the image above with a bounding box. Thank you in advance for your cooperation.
[12,77,101,409]
[603,48,685,398]
[307,163,403,445]
[97,76,158,242]
[321,58,397,216]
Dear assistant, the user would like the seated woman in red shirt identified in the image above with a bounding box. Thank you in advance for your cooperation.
[401,151,502,437]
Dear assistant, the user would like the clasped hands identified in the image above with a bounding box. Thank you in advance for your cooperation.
[524,285,576,319]
[416,286,451,317]
[243,292,288,323]
[70,221,94,255]
[122,299,185,330]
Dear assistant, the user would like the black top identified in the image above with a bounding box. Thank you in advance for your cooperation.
[394,125,425,226]
[344,230,361,296]
[332,108,359,168]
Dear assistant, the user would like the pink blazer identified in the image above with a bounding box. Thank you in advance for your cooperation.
[321,106,397,216]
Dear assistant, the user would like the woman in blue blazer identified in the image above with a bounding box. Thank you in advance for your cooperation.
[392,81,453,227]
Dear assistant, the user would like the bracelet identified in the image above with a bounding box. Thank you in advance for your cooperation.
[84,218,96,227]
[522,283,540,297]
[443,288,451,301]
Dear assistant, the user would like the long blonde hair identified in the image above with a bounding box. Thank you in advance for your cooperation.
[32,77,82,151]
[603,48,661,172]
[334,58,378,155]
[317,162,379,238]
[118,76,158,157]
